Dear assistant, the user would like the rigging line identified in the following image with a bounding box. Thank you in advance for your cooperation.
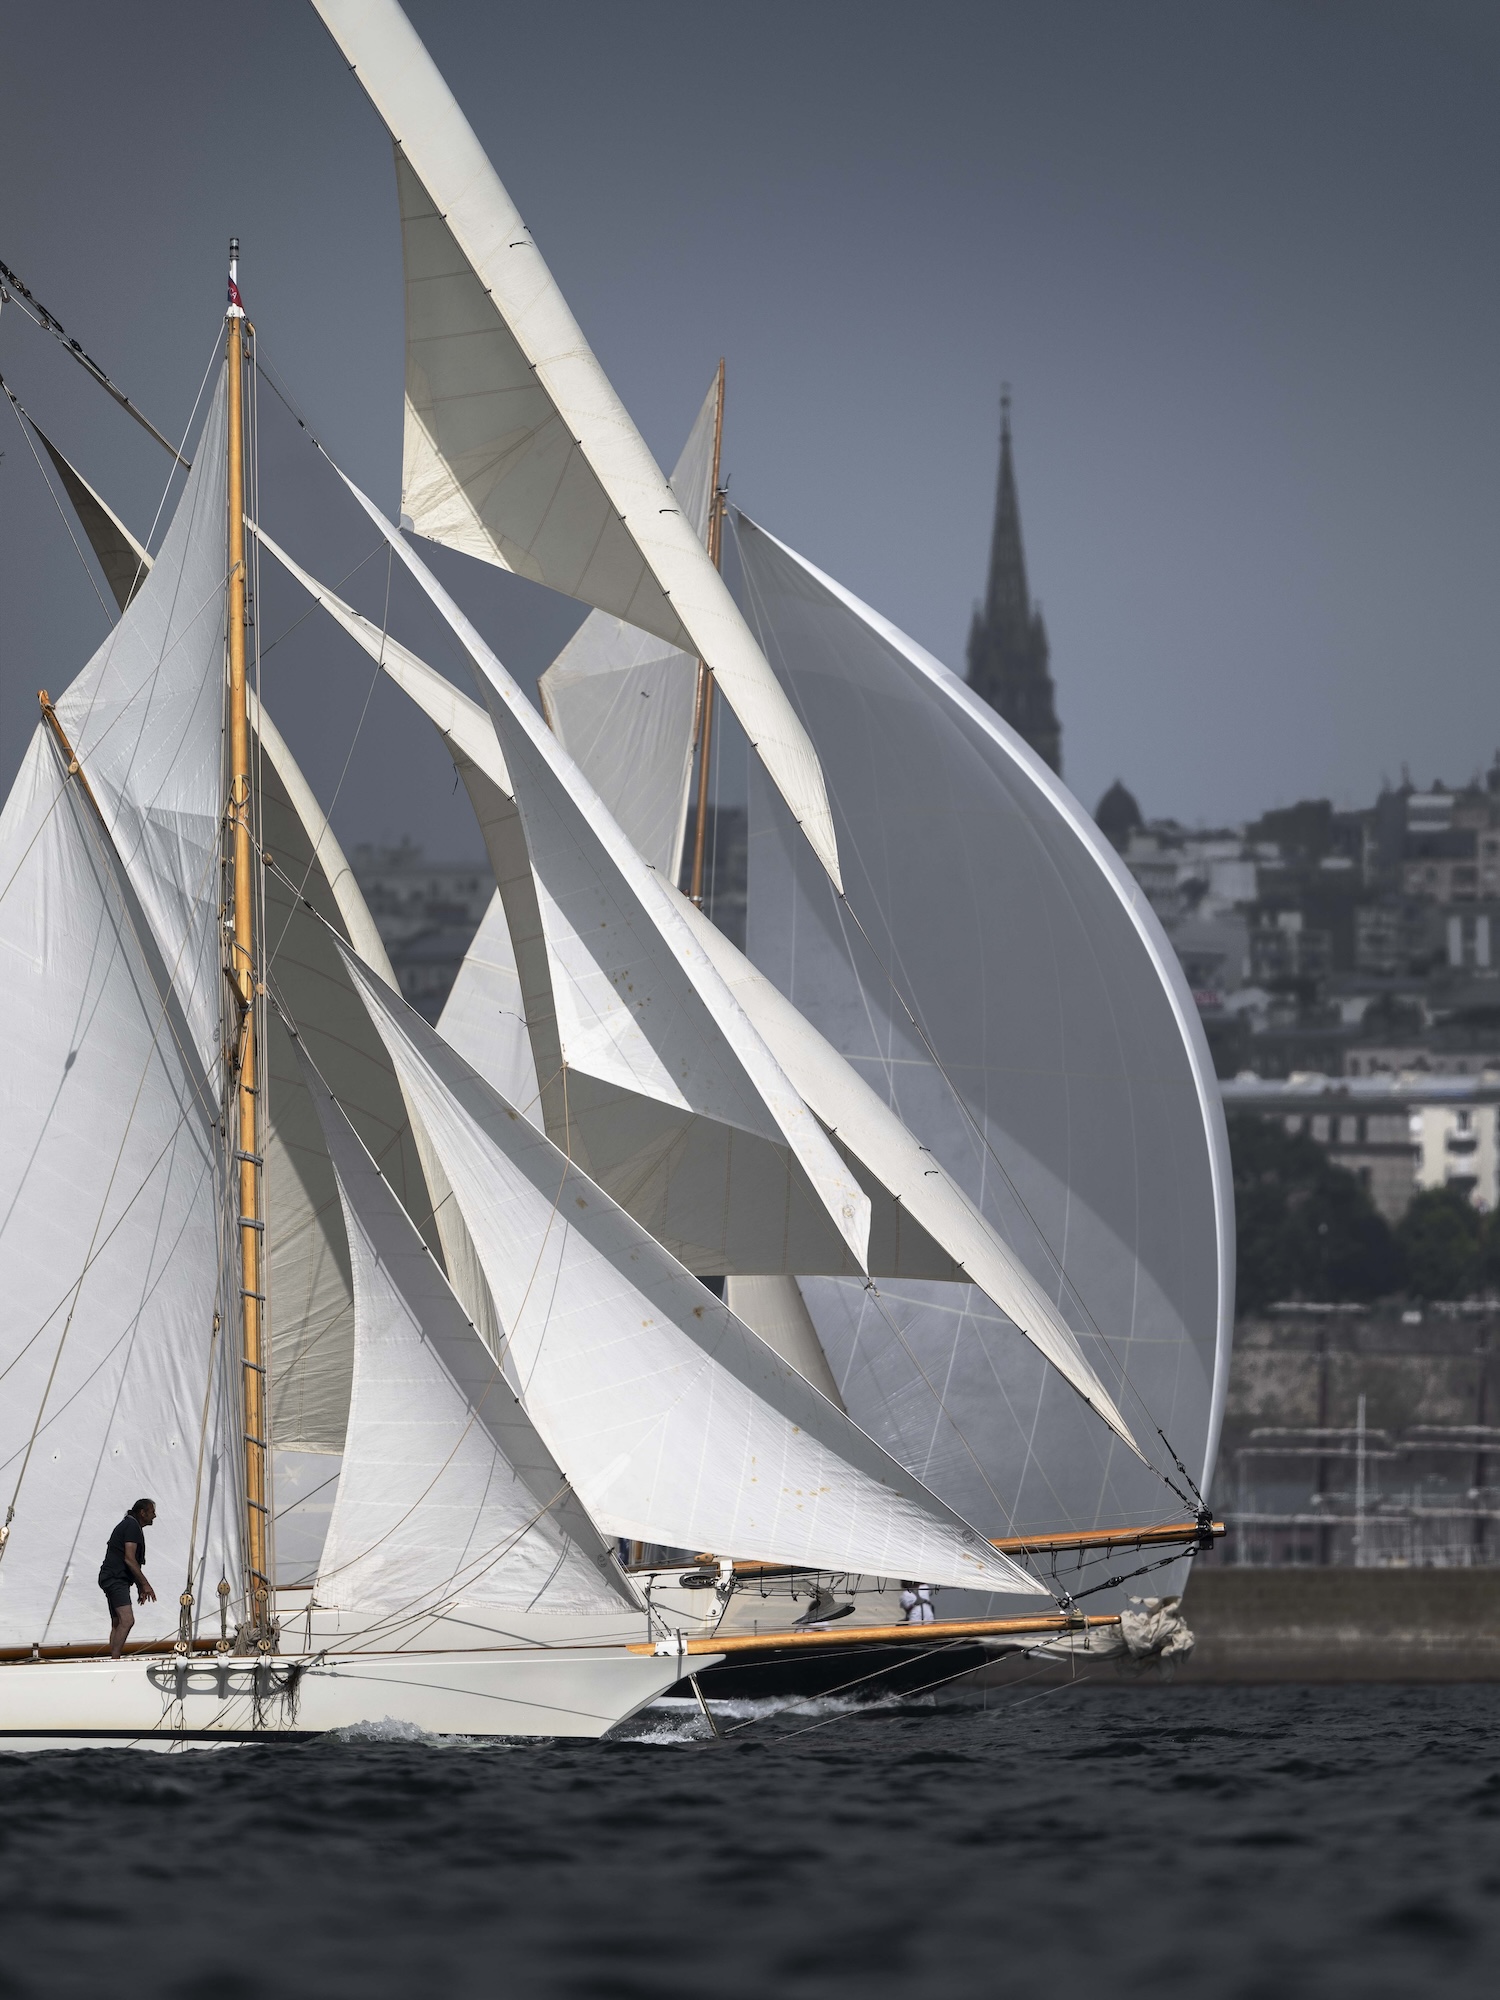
[255,541,385,665]
[0,259,189,464]
[0,373,115,623]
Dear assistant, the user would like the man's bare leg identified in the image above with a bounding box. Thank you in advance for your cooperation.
[108,1602,135,1659]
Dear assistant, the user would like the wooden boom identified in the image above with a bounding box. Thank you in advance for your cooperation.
[690,1519,1224,1582]
[627,1612,1121,1658]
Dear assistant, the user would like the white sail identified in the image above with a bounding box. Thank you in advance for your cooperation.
[336,945,1044,1594]
[538,377,721,876]
[732,515,1233,1546]
[311,0,843,891]
[437,888,539,1116]
[725,1276,845,1410]
[0,443,242,1646]
[304,1064,632,1618]
[52,375,229,1081]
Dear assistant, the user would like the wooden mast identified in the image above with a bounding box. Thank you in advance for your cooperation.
[686,360,726,907]
[224,241,268,1636]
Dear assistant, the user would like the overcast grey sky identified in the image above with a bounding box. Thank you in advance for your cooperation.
[2,1,1497,856]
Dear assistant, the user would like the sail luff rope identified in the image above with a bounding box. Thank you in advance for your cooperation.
[0,256,189,464]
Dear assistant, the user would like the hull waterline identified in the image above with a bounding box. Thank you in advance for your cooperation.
[0,1644,706,1750]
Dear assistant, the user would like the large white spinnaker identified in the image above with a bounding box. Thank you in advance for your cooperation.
[303,1065,634,1619]
[0,384,242,1647]
[731,514,1233,1552]
[337,947,1044,1595]
[310,0,843,891]
[538,377,721,878]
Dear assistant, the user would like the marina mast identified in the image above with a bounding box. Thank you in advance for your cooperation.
[687,359,726,908]
[225,241,268,1636]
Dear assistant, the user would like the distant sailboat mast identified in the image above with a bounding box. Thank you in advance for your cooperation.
[686,358,726,909]
[225,242,270,1638]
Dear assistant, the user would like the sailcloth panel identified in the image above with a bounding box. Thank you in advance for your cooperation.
[30,417,152,612]
[333,471,871,1271]
[52,374,228,1082]
[538,376,721,877]
[733,516,1232,1550]
[337,947,1042,1594]
[305,1069,631,1617]
[312,0,842,891]
[0,731,240,1646]
[437,888,538,1114]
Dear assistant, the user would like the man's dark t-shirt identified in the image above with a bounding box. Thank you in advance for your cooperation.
[98,1514,147,1591]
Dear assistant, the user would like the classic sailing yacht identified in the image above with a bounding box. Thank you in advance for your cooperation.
[0,0,1228,1746]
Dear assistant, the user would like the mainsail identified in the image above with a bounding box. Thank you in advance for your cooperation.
[0,378,241,1645]
[731,515,1233,1543]
[310,0,844,891]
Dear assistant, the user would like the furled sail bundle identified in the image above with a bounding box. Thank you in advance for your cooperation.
[730,516,1233,1546]
[338,947,1042,1594]
[538,377,721,878]
[311,0,843,891]
[0,379,242,1644]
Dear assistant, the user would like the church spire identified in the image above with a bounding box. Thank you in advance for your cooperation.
[984,387,1030,634]
[966,389,1062,775]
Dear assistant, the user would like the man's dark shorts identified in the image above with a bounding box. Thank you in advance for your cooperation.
[101,1579,133,1614]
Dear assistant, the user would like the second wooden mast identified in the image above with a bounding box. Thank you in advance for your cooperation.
[225,241,269,1636]
[686,360,727,908]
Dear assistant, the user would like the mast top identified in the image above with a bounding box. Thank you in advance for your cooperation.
[227,239,245,321]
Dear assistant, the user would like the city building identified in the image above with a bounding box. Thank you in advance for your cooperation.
[965,390,1062,774]
[349,840,493,1022]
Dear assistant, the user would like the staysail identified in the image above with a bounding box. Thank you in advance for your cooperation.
[732,514,1233,1545]
[304,1065,633,1618]
[310,0,843,891]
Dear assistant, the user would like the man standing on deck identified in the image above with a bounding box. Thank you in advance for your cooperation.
[99,1499,157,1657]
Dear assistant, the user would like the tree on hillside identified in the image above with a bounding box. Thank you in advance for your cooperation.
[1228,1114,1404,1315]
[1396,1186,1482,1300]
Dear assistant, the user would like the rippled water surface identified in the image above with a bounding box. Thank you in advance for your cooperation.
[4,1685,1499,1998]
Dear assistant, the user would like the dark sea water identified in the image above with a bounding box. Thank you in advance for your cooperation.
[3,1684,1499,1999]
